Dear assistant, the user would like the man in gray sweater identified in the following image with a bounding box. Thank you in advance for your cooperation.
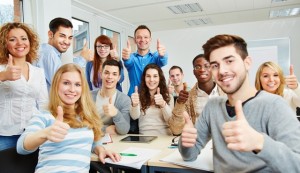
[179,34,300,172]
[91,60,130,135]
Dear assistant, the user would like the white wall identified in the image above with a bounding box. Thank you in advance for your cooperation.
[152,17,300,88]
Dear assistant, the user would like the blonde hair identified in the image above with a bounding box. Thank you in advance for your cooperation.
[49,63,103,141]
[0,22,39,64]
[255,61,285,96]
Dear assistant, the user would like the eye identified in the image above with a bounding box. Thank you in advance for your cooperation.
[210,64,219,70]
[21,37,28,41]
[226,59,233,64]
[63,81,70,85]
[8,38,15,42]
[75,83,81,87]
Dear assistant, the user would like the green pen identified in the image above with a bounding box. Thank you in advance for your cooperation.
[120,153,137,156]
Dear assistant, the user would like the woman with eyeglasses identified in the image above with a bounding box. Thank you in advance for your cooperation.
[255,61,300,113]
[130,64,174,135]
[85,35,124,91]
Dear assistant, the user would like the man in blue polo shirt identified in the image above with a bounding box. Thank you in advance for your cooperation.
[122,25,168,97]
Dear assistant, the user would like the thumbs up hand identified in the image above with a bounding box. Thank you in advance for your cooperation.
[157,39,166,57]
[46,106,70,143]
[102,96,118,117]
[154,87,166,108]
[181,111,197,147]
[122,40,131,60]
[222,100,264,152]
[4,54,22,81]
[131,86,140,107]
[168,79,175,94]
[177,82,189,104]
[80,41,93,61]
[110,44,119,61]
[285,65,298,89]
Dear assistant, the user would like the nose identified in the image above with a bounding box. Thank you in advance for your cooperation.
[69,84,75,92]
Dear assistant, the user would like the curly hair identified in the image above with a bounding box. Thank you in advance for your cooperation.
[140,64,170,114]
[49,63,103,141]
[255,61,285,96]
[0,22,39,64]
[92,35,113,88]
[202,34,248,62]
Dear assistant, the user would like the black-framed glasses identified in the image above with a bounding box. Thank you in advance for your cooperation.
[96,45,110,49]
[194,64,210,70]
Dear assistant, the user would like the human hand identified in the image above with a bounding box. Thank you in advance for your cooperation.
[157,39,166,57]
[46,106,70,142]
[131,86,140,107]
[177,83,189,104]
[181,111,197,147]
[4,54,21,81]
[285,65,298,89]
[154,87,166,108]
[122,40,131,60]
[222,100,264,152]
[168,79,175,94]
[80,41,93,61]
[110,44,119,61]
[102,96,118,117]
[97,146,121,164]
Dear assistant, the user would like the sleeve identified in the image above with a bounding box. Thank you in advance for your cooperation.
[130,104,141,120]
[92,140,103,151]
[112,93,131,135]
[38,51,61,87]
[17,114,47,155]
[254,97,300,172]
[123,54,134,69]
[291,83,300,107]
[118,61,125,84]
[85,62,93,90]
[73,56,87,68]
[160,96,174,122]
[156,52,168,67]
[169,101,186,135]
[36,69,49,111]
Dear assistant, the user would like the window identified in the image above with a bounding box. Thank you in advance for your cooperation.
[72,18,89,56]
[128,36,137,53]
[0,0,23,25]
[101,27,120,56]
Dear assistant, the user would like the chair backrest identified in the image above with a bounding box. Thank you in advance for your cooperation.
[0,147,38,173]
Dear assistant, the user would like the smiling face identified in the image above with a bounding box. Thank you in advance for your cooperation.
[259,66,280,94]
[102,65,120,89]
[193,57,212,84]
[6,28,30,59]
[96,42,111,58]
[209,45,251,95]
[169,68,183,86]
[134,29,151,51]
[145,68,160,92]
[58,71,82,107]
[48,26,73,53]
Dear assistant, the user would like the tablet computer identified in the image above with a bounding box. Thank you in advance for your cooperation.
[120,135,157,143]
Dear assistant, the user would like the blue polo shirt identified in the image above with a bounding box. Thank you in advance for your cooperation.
[123,50,168,96]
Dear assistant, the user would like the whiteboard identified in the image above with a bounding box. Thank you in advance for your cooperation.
[247,38,290,86]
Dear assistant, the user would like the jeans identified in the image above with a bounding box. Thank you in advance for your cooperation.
[0,135,20,151]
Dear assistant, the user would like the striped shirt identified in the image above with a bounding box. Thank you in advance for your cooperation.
[17,111,101,173]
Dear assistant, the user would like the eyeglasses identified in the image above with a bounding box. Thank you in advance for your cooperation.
[96,45,110,49]
[194,64,210,70]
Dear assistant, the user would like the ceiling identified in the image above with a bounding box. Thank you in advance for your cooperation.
[76,0,300,31]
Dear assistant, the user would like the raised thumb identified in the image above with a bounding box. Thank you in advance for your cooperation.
[290,64,294,75]
[183,111,193,127]
[156,87,160,94]
[8,54,13,66]
[183,82,187,91]
[56,106,64,122]
[109,96,113,104]
[235,100,245,121]
[135,86,138,93]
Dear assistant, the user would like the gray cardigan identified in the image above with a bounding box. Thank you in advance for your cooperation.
[91,89,131,135]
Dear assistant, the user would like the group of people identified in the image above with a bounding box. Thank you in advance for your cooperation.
[0,16,300,172]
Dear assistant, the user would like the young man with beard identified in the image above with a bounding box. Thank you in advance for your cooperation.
[179,34,300,172]
[91,59,131,135]
[168,54,224,135]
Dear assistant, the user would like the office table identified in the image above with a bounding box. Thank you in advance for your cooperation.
[91,134,213,173]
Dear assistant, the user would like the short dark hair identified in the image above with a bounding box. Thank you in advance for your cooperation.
[192,54,205,66]
[169,66,183,74]
[134,25,151,37]
[49,17,73,34]
[102,59,121,75]
[202,34,248,62]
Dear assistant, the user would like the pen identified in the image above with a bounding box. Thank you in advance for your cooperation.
[120,153,137,156]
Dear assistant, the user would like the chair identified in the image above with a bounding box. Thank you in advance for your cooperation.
[0,147,38,173]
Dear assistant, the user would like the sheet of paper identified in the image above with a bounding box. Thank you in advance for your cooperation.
[99,133,112,144]
[160,140,213,172]
[105,147,161,169]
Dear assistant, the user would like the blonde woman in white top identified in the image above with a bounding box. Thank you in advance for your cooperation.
[0,23,48,150]
[255,61,300,113]
[130,64,174,135]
